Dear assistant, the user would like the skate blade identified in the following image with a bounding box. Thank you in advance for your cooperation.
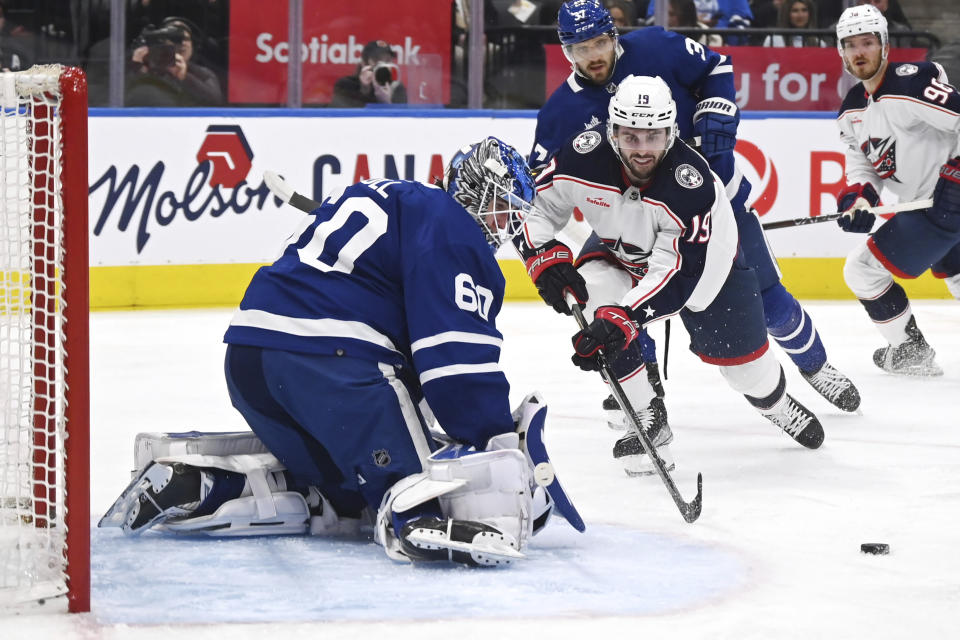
[620,445,675,477]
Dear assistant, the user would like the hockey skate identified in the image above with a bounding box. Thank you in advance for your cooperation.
[872,317,943,376]
[399,517,523,566]
[801,362,861,412]
[611,398,674,477]
[761,394,824,449]
[98,461,203,534]
[603,362,665,429]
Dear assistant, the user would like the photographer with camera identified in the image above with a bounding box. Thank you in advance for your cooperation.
[126,17,224,107]
[330,39,408,107]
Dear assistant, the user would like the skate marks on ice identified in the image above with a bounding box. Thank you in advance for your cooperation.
[91,522,746,624]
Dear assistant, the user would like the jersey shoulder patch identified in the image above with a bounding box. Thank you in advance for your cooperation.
[894,63,919,77]
[572,129,603,154]
[644,144,715,215]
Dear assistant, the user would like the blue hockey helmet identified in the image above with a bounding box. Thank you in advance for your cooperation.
[443,137,535,249]
[557,0,616,46]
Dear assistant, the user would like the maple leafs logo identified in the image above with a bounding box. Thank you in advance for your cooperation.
[861,136,900,182]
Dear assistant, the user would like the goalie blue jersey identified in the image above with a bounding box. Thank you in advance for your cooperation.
[224,179,514,439]
[530,26,735,169]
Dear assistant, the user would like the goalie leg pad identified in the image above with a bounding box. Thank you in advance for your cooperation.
[133,430,269,474]
[375,447,534,564]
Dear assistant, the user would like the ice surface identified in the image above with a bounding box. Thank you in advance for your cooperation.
[2,301,958,639]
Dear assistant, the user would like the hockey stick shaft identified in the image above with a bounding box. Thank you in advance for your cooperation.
[264,170,323,213]
[761,198,933,231]
[568,296,702,523]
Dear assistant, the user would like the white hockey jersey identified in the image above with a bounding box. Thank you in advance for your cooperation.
[519,129,738,322]
[837,61,960,201]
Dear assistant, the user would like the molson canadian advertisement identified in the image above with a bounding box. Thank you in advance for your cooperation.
[86,111,938,306]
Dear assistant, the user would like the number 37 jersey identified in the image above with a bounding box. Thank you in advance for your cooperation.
[224,179,513,437]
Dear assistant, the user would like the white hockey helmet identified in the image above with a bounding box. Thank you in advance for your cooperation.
[836,4,888,61]
[606,75,678,153]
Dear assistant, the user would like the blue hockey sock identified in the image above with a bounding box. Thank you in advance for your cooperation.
[762,284,827,374]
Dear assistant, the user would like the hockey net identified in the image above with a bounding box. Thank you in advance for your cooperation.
[0,65,89,612]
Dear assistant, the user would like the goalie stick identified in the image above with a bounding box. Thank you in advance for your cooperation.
[264,170,323,213]
[568,294,702,524]
[760,198,933,231]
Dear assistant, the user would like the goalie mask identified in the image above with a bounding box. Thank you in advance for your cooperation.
[836,4,889,69]
[443,137,535,249]
[607,75,678,178]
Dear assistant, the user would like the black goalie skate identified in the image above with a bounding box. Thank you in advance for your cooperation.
[399,517,522,566]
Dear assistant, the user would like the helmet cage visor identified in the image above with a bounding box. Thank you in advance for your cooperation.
[562,32,617,65]
[476,175,531,248]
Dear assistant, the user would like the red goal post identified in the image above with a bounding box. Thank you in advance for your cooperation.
[0,65,89,613]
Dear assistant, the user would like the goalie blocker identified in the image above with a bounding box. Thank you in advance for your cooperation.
[98,393,582,566]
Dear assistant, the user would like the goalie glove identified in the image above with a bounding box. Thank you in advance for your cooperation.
[522,239,588,315]
[693,97,739,156]
[836,182,880,233]
[571,305,639,371]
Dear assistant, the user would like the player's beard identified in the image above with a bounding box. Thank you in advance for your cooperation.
[579,54,614,85]
[622,149,665,184]
[846,51,884,81]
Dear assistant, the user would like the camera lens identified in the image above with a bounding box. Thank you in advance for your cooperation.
[374,66,392,85]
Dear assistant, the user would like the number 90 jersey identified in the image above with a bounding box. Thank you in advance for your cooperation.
[225,179,513,439]
[838,61,960,202]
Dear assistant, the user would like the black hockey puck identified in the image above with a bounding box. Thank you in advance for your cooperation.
[860,543,889,555]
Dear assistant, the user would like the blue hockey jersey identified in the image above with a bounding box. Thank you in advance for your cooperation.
[530,26,734,169]
[224,179,514,444]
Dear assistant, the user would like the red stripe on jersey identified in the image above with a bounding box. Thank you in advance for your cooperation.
[696,339,770,366]
[867,237,916,279]
[552,175,623,194]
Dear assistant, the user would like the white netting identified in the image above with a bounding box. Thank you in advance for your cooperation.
[0,65,70,608]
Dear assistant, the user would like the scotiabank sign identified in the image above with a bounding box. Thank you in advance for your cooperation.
[228,0,450,105]
[545,44,926,110]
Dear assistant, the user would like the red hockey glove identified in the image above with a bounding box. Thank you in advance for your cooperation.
[836,182,880,233]
[571,306,639,371]
[524,240,588,315]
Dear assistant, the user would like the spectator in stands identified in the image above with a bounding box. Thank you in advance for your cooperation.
[843,0,911,47]
[751,0,783,29]
[646,0,752,28]
[126,18,224,106]
[762,0,827,47]
[0,0,32,71]
[488,0,562,26]
[331,40,408,108]
[605,0,637,28]
[668,0,722,47]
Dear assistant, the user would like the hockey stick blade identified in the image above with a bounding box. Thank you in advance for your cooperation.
[761,198,933,231]
[263,170,323,214]
[569,296,702,523]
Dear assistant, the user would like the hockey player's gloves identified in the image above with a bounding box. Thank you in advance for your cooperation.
[571,305,639,371]
[693,97,739,156]
[932,157,960,231]
[523,240,588,315]
[836,182,880,233]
